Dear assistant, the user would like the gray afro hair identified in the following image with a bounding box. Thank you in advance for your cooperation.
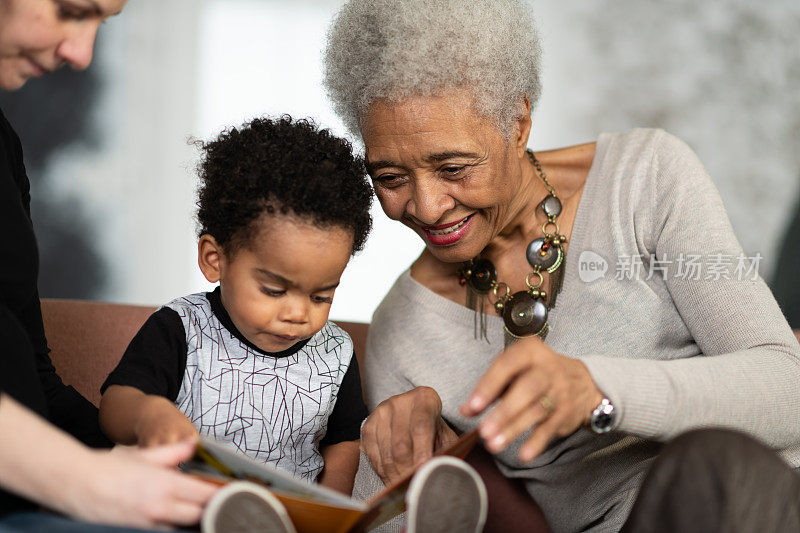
[323,0,543,138]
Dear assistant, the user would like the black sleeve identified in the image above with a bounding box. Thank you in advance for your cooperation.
[0,107,42,404]
[26,292,112,448]
[0,303,46,416]
[772,199,800,328]
[320,351,369,447]
[0,108,110,448]
[102,307,188,402]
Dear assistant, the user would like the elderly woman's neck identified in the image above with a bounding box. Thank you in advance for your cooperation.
[483,154,550,256]
[485,142,595,258]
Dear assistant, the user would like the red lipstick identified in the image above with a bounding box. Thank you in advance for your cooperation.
[420,214,474,246]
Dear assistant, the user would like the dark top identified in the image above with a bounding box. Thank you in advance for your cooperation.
[0,107,110,516]
[772,198,800,329]
[103,287,368,447]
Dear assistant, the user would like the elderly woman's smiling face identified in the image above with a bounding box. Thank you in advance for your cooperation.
[362,91,528,264]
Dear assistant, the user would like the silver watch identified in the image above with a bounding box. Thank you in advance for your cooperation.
[589,397,617,434]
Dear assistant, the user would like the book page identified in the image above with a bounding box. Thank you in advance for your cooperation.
[192,436,366,511]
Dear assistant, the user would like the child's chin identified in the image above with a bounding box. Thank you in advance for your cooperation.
[261,334,302,351]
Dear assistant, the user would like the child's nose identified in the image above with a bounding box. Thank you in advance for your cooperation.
[280,297,308,323]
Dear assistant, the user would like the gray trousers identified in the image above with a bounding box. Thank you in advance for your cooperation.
[352,452,405,532]
[622,428,800,533]
[354,428,800,532]
[0,513,152,533]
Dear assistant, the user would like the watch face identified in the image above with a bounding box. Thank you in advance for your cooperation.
[594,411,613,430]
[591,399,616,433]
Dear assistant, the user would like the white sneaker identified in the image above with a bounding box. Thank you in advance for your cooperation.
[405,456,488,533]
[202,481,297,533]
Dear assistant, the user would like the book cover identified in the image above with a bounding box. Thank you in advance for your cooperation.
[186,429,479,533]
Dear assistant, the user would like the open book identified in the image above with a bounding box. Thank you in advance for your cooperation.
[185,429,479,533]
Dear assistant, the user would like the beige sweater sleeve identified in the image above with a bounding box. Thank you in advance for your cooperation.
[581,131,800,455]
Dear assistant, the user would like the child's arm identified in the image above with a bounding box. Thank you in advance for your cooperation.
[100,385,198,447]
[317,348,370,494]
[98,307,191,446]
[318,440,361,494]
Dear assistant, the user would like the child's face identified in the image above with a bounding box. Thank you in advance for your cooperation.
[202,215,353,353]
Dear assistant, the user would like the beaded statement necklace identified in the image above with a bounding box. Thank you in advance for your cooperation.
[458,150,566,343]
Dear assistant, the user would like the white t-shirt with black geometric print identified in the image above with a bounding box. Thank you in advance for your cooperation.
[167,292,353,481]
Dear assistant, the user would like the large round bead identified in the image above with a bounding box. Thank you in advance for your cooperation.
[526,238,562,271]
[467,258,497,293]
[541,195,562,218]
[502,291,547,337]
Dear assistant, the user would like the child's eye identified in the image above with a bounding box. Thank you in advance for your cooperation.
[260,287,285,297]
[311,295,333,304]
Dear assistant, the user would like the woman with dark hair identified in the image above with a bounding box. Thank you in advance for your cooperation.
[0,1,216,530]
[323,0,800,531]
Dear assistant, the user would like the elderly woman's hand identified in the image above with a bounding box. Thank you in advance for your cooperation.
[460,336,603,463]
[361,386,458,485]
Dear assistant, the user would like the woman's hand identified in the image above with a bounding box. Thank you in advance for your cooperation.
[460,336,603,463]
[64,441,217,528]
[0,394,216,529]
[361,386,457,485]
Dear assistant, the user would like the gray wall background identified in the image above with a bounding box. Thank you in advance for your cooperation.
[2,0,797,321]
[544,0,800,277]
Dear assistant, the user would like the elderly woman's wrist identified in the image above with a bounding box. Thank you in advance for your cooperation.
[586,390,605,423]
[574,361,603,422]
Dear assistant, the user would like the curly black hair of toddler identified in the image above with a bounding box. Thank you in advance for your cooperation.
[197,115,372,255]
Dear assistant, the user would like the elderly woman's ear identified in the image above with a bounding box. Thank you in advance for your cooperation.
[513,97,533,156]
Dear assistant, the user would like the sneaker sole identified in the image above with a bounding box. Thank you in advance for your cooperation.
[202,481,296,533]
[406,456,488,533]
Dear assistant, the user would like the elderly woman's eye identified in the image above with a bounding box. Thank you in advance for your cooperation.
[441,165,465,176]
[372,174,405,188]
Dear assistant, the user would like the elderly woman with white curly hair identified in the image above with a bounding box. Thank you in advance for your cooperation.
[324,0,800,531]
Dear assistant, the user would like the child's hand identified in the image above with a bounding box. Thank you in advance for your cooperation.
[135,396,199,447]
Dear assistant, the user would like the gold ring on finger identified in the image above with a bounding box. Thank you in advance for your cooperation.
[539,394,555,415]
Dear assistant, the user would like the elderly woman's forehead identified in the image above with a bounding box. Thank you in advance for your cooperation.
[361,97,509,165]
[366,91,475,121]
[362,92,500,136]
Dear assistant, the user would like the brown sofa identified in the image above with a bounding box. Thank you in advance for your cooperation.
[41,298,549,532]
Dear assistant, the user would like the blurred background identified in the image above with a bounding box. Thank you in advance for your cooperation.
[1,0,798,323]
